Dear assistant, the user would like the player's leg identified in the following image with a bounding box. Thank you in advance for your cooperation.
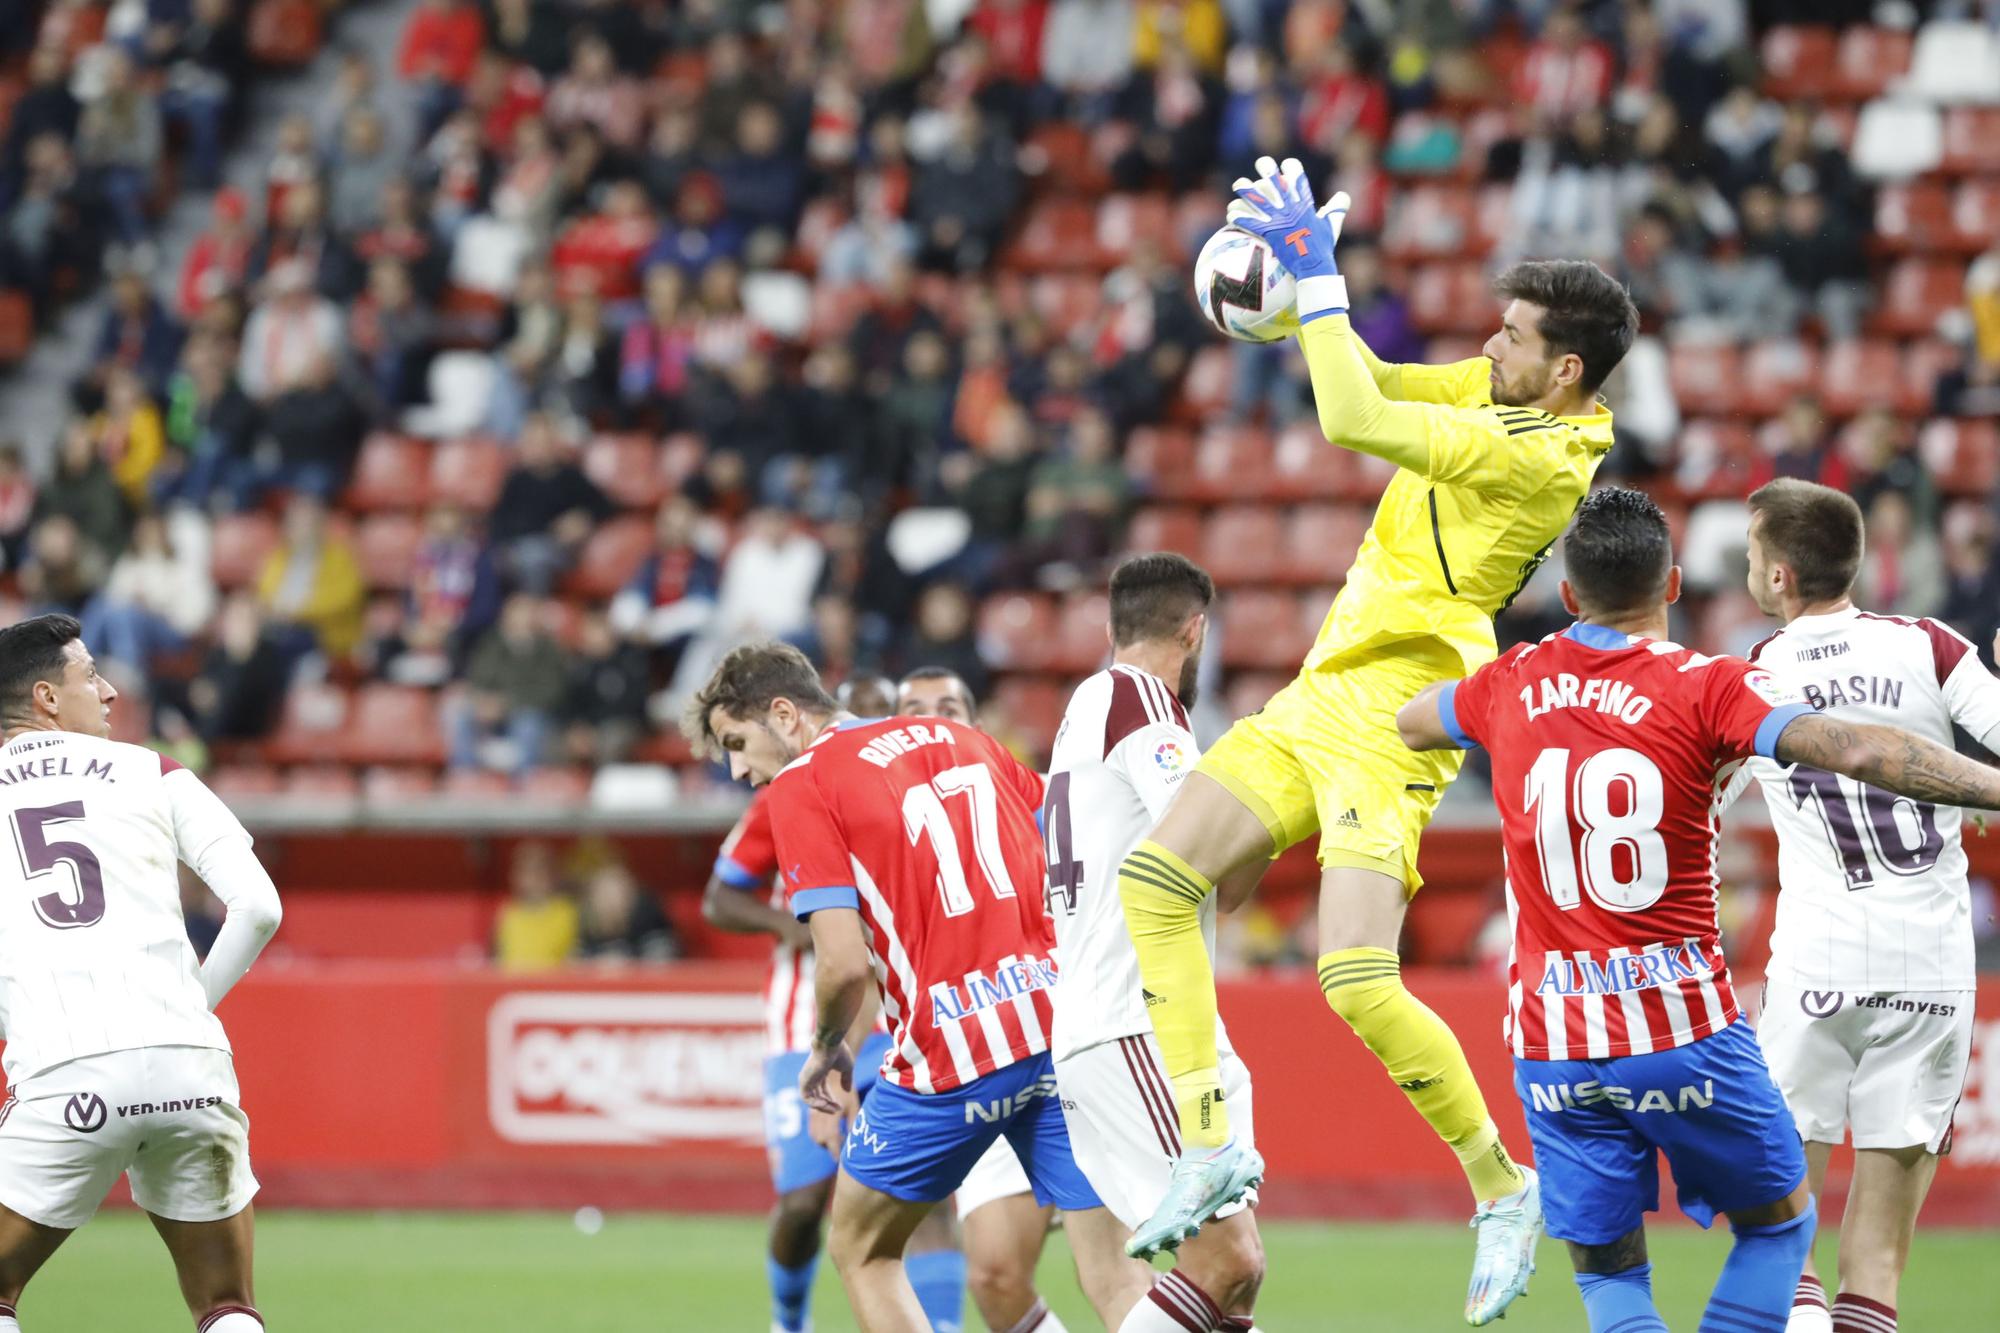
[1789,1142,1835,1333]
[904,1207,969,1333]
[763,1048,838,1333]
[1714,1183,1817,1333]
[823,1172,938,1333]
[960,1194,1051,1333]
[148,1207,261,1331]
[0,1206,71,1329]
[1823,1144,1935,1333]
[1568,1228,1668,1333]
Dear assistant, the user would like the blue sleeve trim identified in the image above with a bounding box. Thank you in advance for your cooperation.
[1438,682,1477,750]
[1299,306,1346,323]
[1755,703,1816,760]
[711,856,763,890]
[791,886,860,919]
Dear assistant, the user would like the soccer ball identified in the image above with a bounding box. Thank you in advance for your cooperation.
[1193,226,1298,343]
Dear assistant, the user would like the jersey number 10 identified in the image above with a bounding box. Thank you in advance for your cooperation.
[1524,748,1669,914]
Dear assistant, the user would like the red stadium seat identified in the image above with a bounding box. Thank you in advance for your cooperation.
[1873,182,1955,254]
[354,513,424,591]
[1902,340,1960,415]
[362,767,439,802]
[345,432,431,511]
[1472,184,1511,257]
[1201,506,1282,586]
[519,767,590,803]
[339,685,447,768]
[1223,672,1288,720]
[1176,345,1236,422]
[1126,506,1204,557]
[1097,193,1181,262]
[979,593,1058,671]
[1831,27,1913,100]
[584,434,671,511]
[1282,506,1369,585]
[1676,420,1758,500]
[1871,259,1964,337]
[209,513,279,589]
[264,683,351,767]
[1456,109,1513,181]
[1383,185,1476,261]
[1028,273,1103,340]
[1409,264,1492,335]
[1218,589,1311,670]
[1023,123,1110,198]
[1667,342,1744,416]
[633,732,696,766]
[1920,419,2000,498]
[1739,340,1821,418]
[440,769,515,800]
[1049,593,1113,675]
[1817,341,1902,417]
[807,283,874,341]
[207,765,283,800]
[0,288,32,365]
[1003,198,1101,273]
[430,437,507,508]
[1123,426,1195,493]
[566,516,653,599]
[991,676,1068,760]
[1189,425,1275,501]
[1940,107,2000,174]
[1759,26,1838,100]
[247,0,322,68]
[1271,421,1359,501]
[1951,180,2000,251]
[281,767,359,799]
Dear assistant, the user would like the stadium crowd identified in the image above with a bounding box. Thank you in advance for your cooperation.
[0,0,1995,810]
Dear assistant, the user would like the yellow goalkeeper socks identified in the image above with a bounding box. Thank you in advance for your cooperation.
[1119,840,1229,1148]
[1317,947,1527,1203]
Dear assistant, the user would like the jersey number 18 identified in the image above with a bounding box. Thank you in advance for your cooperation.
[1524,748,1669,914]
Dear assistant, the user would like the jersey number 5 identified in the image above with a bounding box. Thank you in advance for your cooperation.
[902,765,1018,917]
[1524,748,1668,913]
[12,802,107,929]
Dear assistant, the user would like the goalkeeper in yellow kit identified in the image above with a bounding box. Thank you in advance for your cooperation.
[1119,156,1641,1324]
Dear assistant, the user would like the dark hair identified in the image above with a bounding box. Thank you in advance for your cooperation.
[0,614,82,720]
[837,674,898,717]
[1562,487,1673,615]
[1748,478,1863,602]
[1109,553,1214,647]
[1493,260,1639,393]
[898,666,976,710]
[682,641,838,753]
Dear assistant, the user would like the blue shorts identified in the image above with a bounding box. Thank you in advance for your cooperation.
[1514,1018,1805,1245]
[765,1032,895,1195]
[842,1051,1102,1210]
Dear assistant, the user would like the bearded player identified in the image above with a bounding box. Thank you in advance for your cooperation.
[1117,154,1638,1324]
[1398,486,2000,1333]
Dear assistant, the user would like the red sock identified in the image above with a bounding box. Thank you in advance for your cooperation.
[1143,1271,1223,1332]
[1831,1293,1895,1332]
[1794,1274,1829,1312]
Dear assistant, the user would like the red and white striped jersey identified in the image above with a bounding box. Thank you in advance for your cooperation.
[712,791,818,1054]
[1442,622,1814,1060]
[1734,608,2000,991]
[768,717,1056,1094]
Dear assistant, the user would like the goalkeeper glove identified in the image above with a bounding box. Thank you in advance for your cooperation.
[1226,154,1352,322]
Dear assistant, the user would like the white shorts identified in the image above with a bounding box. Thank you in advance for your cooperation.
[1055,1030,1256,1230]
[1758,984,1974,1153]
[0,1045,258,1230]
[954,1135,1036,1220]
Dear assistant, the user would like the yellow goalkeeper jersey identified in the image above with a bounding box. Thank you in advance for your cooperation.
[1297,320,1616,673]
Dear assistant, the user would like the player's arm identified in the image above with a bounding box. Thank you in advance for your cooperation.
[1397,679,1479,751]
[801,907,872,1114]
[165,764,282,1008]
[1940,632,2000,753]
[1774,712,2000,810]
[701,873,808,944]
[1347,328,1493,406]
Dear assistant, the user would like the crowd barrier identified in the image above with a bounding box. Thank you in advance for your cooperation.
[46,961,1994,1223]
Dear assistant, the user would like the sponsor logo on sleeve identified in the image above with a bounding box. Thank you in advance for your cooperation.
[1743,671,1805,707]
[1152,741,1187,775]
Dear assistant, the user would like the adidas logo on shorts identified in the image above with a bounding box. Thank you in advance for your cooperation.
[1335,808,1362,829]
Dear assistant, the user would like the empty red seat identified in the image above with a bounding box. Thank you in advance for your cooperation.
[584,434,671,511]
[1739,340,1821,417]
[1409,264,1492,335]
[430,437,507,508]
[440,769,515,800]
[339,685,446,768]
[248,0,322,67]
[210,513,279,589]
[1675,420,1758,499]
[1832,27,1912,100]
[1271,421,1363,500]
[1817,341,1902,417]
[1920,419,2000,498]
[264,683,351,767]
[567,516,653,599]
[1383,184,1476,261]
[0,288,32,365]
[1218,589,1310,670]
[1873,259,1964,337]
[1004,198,1101,272]
[1097,193,1180,262]
[1667,342,1744,415]
[1177,345,1236,422]
[1873,182,1955,254]
[1123,426,1195,493]
[362,767,438,802]
[991,676,1068,761]
[519,767,590,803]
[355,513,423,591]
[345,432,431,511]
[1941,107,2000,174]
[633,731,696,766]
[1951,180,2000,251]
[1126,507,1203,557]
[1049,593,1113,675]
[1201,506,1283,586]
[1023,122,1109,198]
[1760,26,1838,99]
[1283,506,1369,585]
[1190,425,1275,501]
[979,593,1058,671]
[281,766,360,799]
[206,765,282,800]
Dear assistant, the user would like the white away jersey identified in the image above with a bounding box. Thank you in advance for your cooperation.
[1045,665,1214,1060]
[0,731,251,1083]
[1740,609,2000,990]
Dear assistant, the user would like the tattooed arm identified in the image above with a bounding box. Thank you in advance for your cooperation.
[1775,712,2000,809]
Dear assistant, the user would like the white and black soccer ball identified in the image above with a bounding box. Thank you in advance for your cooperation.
[1193,226,1298,344]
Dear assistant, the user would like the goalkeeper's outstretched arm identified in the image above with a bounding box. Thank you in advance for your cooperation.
[1298,312,1437,473]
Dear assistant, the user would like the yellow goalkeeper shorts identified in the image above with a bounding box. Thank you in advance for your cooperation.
[1194,642,1466,892]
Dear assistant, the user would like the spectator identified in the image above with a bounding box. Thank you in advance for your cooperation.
[562,610,649,766]
[1751,395,1848,491]
[493,840,578,969]
[260,112,321,230]
[489,412,613,593]
[1855,490,1944,620]
[187,593,290,742]
[2,134,97,317]
[82,513,216,673]
[1844,407,1937,531]
[355,178,446,299]
[0,442,36,571]
[1113,40,1220,191]
[3,47,79,179]
[400,0,487,135]
[155,333,259,511]
[576,862,680,963]
[1941,505,2000,660]
[94,262,186,396]
[1019,405,1133,577]
[490,0,569,76]
[255,351,366,503]
[910,105,1019,271]
[487,258,564,436]
[942,398,1040,588]
[1344,240,1423,364]
[177,187,256,322]
[38,420,129,559]
[152,0,248,191]
[690,351,800,498]
[877,328,957,496]
[545,31,645,150]
[19,514,108,617]
[348,256,436,415]
[90,367,168,510]
[256,494,366,660]
[1773,183,1868,340]
[705,505,824,651]
[618,264,694,422]
[896,580,990,698]
[1704,83,1780,196]
[1935,248,2000,417]
[383,502,501,684]
[328,108,399,236]
[75,48,162,245]
[452,593,571,775]
[608,494,720,676]
[716,102,804,241]
[1515,3,1614,129]
[1298,43,1390,157]
[253,178,360,301]
[544,285,619,421]
[492,115,565,244]
[238,259,344,403]
[552,180,657,303]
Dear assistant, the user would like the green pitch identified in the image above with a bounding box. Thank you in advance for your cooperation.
[24,1210,2000,1329]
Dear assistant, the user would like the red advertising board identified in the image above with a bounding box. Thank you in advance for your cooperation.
[57,961,1977,1223]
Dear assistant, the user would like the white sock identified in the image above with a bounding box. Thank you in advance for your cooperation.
[1788,1272,1833,1333]
[198,1311,263,1333]
[1003,1300,1070,1333]
[0,1303,18,1332]
[1120,1272,1223,1332]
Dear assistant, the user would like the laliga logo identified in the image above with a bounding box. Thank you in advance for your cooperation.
[1153,741,1186,774]
[488,993,767,1146]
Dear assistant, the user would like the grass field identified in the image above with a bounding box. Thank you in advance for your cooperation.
[22,1210,2000,1329]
